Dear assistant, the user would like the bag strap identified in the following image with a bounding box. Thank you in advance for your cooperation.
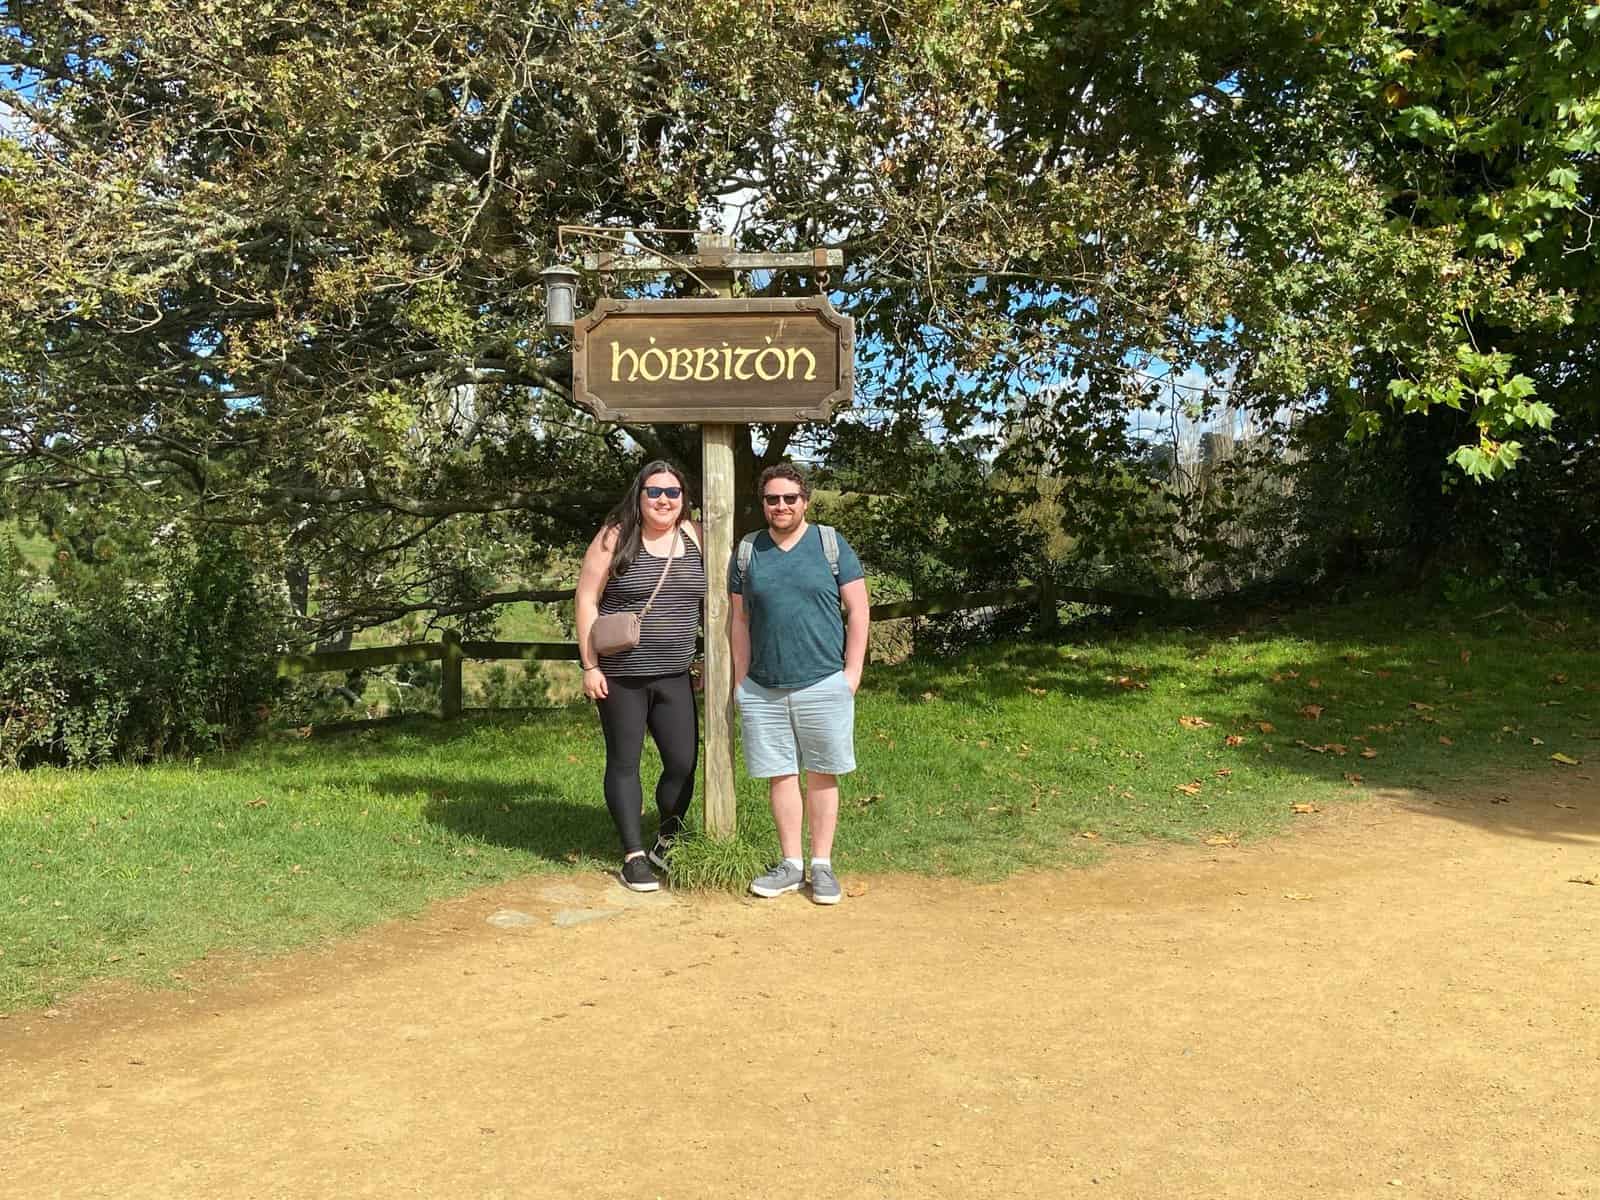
[637,527,679,620]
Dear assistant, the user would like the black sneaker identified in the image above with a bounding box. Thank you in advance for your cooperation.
[620,856,659,892]
[647,835,674,872]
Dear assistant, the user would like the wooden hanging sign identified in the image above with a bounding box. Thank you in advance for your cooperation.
[570,296,854,424]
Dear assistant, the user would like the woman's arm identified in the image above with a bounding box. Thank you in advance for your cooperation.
[574,525,617,700]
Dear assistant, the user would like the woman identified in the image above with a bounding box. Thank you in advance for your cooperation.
[574,461,706,891]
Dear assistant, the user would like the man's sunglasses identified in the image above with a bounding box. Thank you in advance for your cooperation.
[762,492,803,506]
[644,486,683,499]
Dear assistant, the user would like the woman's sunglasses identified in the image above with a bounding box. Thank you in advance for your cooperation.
[762,492,803,506]
[644,486,683,499]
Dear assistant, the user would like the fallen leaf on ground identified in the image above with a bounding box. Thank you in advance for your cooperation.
[846,882,870,898]
[1531,736,1546,745]
[1551,673,1569,685]
[1552,753,1581,766]
[1078,830,1100,839]
[246,797,268,808]
[1460,649,1472,665]
[1360,748,1379,759]
[1438,735,1454,746]
[1214,768,1233,779]
[1224,734,1245,747]
[1299,704,1324,720]
[1204,835,1236,846]
[1026,687,1047,697]
[1308,678,1322,689]
[1291,802,1320,814]
[1409,701,1433,711]
[1343,773,1363,784]
[1283,891,1313,901]
[1178,715,1212,729]
[1257,721,1277,734]
[1174,781,1204,796]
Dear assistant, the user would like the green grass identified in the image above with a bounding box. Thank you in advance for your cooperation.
[3,591,1597,1011]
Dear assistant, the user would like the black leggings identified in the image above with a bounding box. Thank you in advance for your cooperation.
[595,672,698,855]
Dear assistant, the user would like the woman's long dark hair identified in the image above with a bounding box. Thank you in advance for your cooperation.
[603,459,691,579]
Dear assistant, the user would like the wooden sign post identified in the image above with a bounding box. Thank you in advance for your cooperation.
[699,244,739,841]
[572,233,850,838]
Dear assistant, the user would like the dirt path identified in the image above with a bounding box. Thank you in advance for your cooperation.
[4,777,1598,1199]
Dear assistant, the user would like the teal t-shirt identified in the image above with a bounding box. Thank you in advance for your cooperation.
[729,524,865,689]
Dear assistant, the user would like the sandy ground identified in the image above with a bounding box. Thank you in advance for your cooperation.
[4,775,1598,1199]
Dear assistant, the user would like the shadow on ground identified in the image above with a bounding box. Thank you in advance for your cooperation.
[368,774,623,863]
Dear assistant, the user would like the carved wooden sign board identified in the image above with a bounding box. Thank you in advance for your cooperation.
[571,297,854,424]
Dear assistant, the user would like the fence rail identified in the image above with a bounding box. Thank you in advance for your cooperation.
[277,581,1168,719]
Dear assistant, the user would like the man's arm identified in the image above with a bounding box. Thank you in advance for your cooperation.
[839,577,869,694]
[729,592,751,690]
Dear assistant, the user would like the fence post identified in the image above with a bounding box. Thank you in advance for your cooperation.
[440,629,463,720]
[1038,574,1059,634]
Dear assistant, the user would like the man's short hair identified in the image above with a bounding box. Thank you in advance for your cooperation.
[757,462,810,500]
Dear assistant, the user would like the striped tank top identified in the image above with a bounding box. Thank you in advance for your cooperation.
[597,529,706,677]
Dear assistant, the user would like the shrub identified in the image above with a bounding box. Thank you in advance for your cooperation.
[0,531,283,766]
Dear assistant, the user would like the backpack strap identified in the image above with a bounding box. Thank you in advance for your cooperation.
[817,524,841,581]
[736,530,761,584]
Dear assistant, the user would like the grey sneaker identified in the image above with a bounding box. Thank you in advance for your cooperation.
[749,861,805,898]
[809,864,842,906]
[647,835,673,872]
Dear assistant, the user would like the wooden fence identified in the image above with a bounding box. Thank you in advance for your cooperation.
[275,580,1168,720]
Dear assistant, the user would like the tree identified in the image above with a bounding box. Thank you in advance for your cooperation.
[1,0,1029,636]
[6,0,1598,640]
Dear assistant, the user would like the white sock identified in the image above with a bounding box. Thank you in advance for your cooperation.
[811,857,831,871]
[784,856,804,871]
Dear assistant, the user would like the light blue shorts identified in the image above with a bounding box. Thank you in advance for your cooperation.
[735,670,857,778]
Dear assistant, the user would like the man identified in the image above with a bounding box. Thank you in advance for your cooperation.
[729,462,870,905]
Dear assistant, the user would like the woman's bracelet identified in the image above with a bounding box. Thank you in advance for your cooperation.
[582,664,599,672]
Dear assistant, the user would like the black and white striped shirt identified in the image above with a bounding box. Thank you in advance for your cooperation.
[597,530,705,677]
